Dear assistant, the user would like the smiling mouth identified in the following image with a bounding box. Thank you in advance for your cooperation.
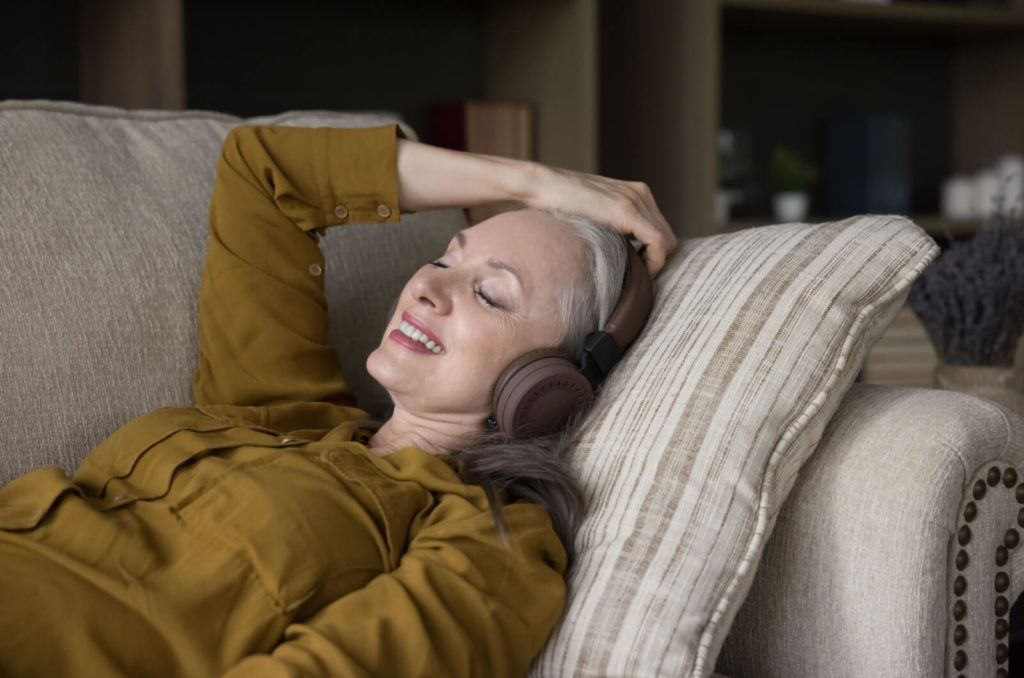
[395,320,445,354]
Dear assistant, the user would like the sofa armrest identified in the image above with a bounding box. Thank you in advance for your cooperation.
[716,383,1024,678]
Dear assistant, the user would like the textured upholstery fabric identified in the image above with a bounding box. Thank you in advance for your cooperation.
[718,383,1024,678]
[0,101,463,485]
[530,217,939,678]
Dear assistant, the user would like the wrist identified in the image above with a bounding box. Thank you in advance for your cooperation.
[507,158,545,206]
[397,140,542,211]
[470,152,542,207]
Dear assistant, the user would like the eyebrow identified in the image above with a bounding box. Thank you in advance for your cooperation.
[455,230,524,285]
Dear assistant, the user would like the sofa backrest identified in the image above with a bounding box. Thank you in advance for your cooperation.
[0,100,465,484]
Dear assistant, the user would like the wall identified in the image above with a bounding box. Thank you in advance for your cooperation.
[0,0,487,142]
[185,1,486,138]
[1,1,79,101]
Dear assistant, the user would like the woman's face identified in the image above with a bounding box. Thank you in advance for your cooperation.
[366,209,584,425]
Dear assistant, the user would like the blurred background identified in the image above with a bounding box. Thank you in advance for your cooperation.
[3,0,1022,235]
[3,0,1023,388]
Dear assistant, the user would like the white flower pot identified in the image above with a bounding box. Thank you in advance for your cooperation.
[772,191,810,222]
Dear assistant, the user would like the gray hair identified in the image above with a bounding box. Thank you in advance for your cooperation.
[451,212,631,567]
[550,210,630,359]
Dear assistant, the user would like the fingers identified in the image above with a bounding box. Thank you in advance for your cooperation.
[527,166,678,276]
[613,181,677,277]
[640,237,669,277]
[638,229,674,277]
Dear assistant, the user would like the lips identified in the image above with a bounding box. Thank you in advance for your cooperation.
[387,311,445,355]
[402,311,443,348]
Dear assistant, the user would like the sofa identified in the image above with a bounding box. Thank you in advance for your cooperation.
[1,100,1023,678]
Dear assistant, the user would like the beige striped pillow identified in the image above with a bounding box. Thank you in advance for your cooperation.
[531,215,938,678]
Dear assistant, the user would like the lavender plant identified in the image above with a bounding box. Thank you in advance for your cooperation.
[909,195,1024,366]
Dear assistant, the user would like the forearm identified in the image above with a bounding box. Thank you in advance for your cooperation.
[396,137,677,276]
[396,138,540,211]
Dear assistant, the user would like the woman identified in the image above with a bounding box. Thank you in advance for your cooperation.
[0,124,674,678]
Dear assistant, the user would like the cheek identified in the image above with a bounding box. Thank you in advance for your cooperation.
[473,323,548,379]
[443,318,517,382]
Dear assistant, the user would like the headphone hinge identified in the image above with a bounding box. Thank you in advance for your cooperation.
[579,331,621,387]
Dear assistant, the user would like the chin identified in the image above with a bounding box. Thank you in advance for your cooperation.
[365,346,396,392]
[366,347,492,420]
[365,344,423,404]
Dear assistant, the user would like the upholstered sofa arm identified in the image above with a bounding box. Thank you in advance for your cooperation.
[716,383,1024,678]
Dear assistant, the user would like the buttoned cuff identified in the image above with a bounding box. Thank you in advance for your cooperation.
[315,125,404,229]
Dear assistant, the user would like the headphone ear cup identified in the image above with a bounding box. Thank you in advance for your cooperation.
[493,349,594,438]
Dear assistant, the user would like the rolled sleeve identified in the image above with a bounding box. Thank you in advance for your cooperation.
[314,125,403,229]
[192,124,403,410]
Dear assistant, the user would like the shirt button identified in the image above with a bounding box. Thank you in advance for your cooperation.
[376,203,392,219]
[334,204,349,220]
[308,263,323,277]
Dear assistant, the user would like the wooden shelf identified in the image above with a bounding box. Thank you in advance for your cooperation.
[722,0,1024,33]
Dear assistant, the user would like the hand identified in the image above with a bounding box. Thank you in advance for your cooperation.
[522,164,677,277]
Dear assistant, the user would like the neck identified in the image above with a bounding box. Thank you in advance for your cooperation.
[368,406,485,457]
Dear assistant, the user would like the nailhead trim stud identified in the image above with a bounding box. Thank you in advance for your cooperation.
[952,464,1022,676]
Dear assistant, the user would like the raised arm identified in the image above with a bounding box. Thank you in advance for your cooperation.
[193,124,402,409]
[193,125,676,410]
[220,498,567,678]
[396,139,677,275]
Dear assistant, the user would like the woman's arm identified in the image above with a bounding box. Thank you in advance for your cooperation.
[396,139,677,275]
[194,125,675,411]
[219,499,566,678]
[193,124,402,409]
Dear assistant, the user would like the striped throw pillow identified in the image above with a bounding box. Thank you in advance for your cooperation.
[531,215,939,678]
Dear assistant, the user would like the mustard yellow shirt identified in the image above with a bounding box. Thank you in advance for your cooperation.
[0,125,566,678]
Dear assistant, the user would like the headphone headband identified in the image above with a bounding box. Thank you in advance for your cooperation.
[605,243,654,352]
[578,242,653,385]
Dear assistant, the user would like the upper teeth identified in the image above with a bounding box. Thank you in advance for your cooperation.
[399,321,444,353]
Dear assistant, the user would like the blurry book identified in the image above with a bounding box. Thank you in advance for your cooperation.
[823,113,911,217]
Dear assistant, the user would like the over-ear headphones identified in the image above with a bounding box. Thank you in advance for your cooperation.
[386,236,653,438]
[491,238,653,437]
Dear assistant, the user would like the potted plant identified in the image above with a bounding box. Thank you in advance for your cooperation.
[769,145,818,222]
[908,209,1024,415]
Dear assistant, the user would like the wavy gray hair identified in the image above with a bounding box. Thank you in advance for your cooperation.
[451,210,630,566]
[552,210,630,359]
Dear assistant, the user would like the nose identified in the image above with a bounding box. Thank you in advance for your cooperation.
[409,265,453,315]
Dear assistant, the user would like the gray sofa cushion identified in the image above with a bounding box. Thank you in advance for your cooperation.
[0,100,465,484]
[719,383,1024,678]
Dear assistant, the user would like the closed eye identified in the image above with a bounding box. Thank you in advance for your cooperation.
[429,260,506,311]
[475,287,502,309]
